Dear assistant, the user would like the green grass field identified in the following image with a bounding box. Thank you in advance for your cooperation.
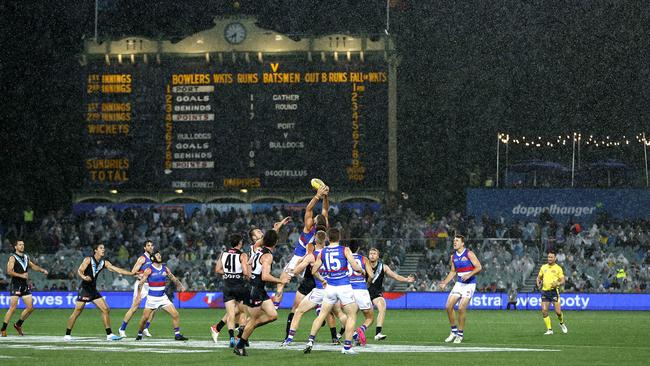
[1,308,649,365]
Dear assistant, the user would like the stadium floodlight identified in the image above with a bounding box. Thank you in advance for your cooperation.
[175,189,183,194]
[109,189,118,194]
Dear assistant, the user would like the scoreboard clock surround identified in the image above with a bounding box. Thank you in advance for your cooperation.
[83,61,388,191]
[224,22,247,44]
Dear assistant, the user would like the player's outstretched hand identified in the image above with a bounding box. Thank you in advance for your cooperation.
[316,186,328,198]
[407,275,415,283]
[274,216,292,231]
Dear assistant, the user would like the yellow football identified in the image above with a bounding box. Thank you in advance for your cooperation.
[311,178,325,190]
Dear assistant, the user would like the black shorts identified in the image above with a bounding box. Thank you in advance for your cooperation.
[246,286,269,308]
[369,287,383,301]
[8,280,31,297]
[541,289,560,303]
[223,284,250,303]
[297,280,316,296]
[77,285,103,303]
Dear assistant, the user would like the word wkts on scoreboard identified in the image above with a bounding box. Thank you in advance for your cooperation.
[83,61,388,190]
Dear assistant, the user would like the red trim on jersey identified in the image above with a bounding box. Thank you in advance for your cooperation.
[455,266,475,272]
[148,281,166,287]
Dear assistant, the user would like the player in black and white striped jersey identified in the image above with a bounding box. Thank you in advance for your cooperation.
[211,233,251,348]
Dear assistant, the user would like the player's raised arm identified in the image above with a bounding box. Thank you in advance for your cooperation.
[105,260,136,276]
[439,255,457,290]
[165,267,186,292]
[460,251,482,282]
[273,216,292,232]
[321,186,330,221]
[28,259,48,276]
[77,257,92,282]
[304,186,327,230]
[384,264,414,283]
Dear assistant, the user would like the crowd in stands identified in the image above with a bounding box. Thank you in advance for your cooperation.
[0,205,649,293]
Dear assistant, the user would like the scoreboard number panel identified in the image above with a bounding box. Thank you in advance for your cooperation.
[82,61,388,190]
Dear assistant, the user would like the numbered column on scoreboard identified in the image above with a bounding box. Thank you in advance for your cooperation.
[83,62,388,190]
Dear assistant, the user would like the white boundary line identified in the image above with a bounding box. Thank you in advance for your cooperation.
[0,336,559,353]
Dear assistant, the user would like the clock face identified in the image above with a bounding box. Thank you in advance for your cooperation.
[224,23,246,44]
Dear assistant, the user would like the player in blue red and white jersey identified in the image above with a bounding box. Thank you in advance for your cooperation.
[119,240,155,337]
[134,250,187,341]
[280,230,348,347]
[348,240,375,346]
[439,234,482,344]
[303,228,364,355]
[275,185,330,308]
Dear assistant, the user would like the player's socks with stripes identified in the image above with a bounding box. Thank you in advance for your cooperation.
[457,330,464,338]
[343,340,352,351]
[543,316,552,329]
[451,325,458,335]
[1,323,8,331]
[16,319,24,327]
[359,325,367,333]
[216,320,226,332]
[119,321,128,331]
[308,335,316,343]
[375,326,382,335]
[105,328,113,335]
[144,321,151,330]
[174,327,181,336]
[287,329,296,341]
[286,313,294,338]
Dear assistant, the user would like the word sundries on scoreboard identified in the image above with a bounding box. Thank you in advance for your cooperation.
[83,61,388,190]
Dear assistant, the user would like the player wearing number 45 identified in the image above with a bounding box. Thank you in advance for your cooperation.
[537,251,568,335]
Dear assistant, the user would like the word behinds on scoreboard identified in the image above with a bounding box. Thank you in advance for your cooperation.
[82,62,388,190]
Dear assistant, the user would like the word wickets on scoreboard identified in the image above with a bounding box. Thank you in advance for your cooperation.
[83,61,388,190]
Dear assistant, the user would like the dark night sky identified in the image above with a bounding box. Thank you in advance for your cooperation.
[1,0,649,217]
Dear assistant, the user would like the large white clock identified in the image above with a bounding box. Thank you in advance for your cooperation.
[224,22,247,44]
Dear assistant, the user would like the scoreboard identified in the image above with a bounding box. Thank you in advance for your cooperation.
[83,61,388,190]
